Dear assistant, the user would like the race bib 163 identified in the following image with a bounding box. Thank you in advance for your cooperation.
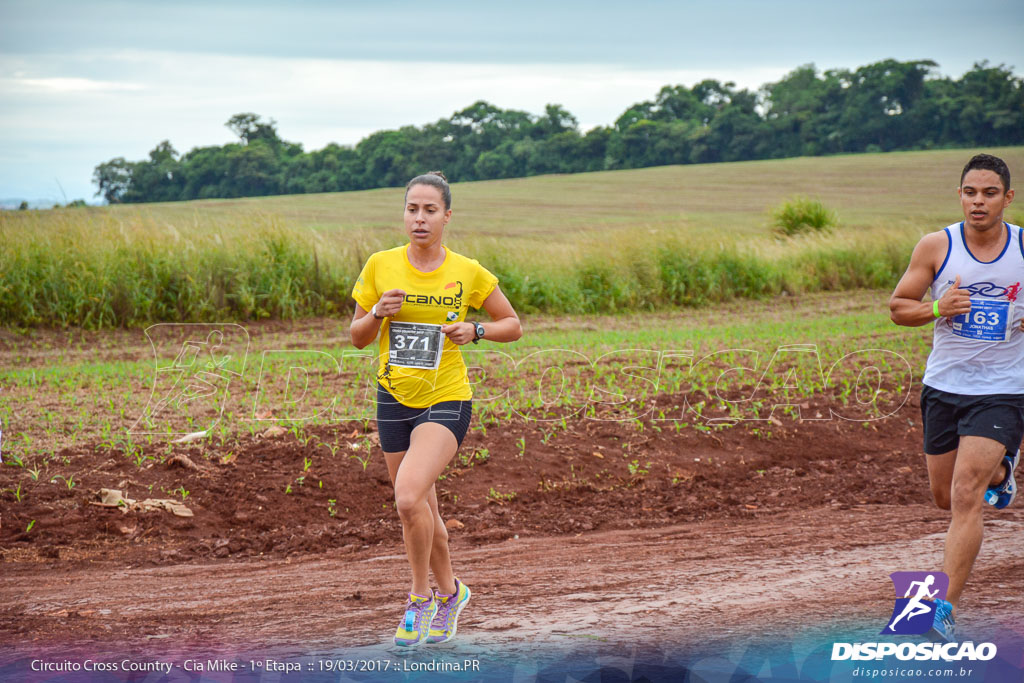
[950,298,1014,342]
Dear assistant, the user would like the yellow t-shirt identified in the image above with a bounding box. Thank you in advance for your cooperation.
[352,245,499,408]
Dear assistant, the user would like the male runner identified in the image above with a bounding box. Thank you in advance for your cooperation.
[889,153,1021,642]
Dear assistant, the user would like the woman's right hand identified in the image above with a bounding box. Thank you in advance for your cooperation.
[375,289,406,318]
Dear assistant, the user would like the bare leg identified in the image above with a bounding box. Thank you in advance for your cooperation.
[426,483,457,595]
[926,449,957,510]
[384,422,458,597]
[942,436,1005,610]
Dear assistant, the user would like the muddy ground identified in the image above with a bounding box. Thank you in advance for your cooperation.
[1,389,931,565]
[3,392,1024,660]
[1,309,1022,678]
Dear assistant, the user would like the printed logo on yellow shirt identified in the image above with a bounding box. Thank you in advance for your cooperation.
[401,280,463,309]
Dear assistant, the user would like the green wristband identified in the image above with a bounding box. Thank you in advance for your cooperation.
[933,300,940,318]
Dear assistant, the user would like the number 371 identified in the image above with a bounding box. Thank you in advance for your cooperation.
[393,334,430,350]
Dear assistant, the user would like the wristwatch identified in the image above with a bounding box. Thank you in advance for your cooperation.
[472,322,485,343]
[371,304,385,320]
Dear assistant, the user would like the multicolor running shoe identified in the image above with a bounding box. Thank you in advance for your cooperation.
[984,449,1018,509]
[394,592,437,647]
[928,599,956,643]
[426,578,471,644]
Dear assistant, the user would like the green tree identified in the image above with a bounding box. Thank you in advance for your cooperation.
[474,149,516,179]
[533,104,578,138]
[225,141,281,196]
[579,126,612,171]
[837,59,937,151]
[126,140,182,201]
[179,146,231,200]
[955,62,1024,146]
[528,130,585,174]
[226,113,282,147]
[357,128,417,188]
[92,157,135,203]
[89,61,1024,204]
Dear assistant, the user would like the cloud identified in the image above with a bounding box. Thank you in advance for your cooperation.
[2,0,1021,199]
[0,49,792,199]
[9,77,144,93]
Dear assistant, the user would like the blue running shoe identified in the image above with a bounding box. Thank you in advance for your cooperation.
[984,449,1019,509]
[928,599,955,642]
[426,578,471,644]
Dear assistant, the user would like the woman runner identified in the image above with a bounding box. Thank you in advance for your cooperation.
[349,171,522,647]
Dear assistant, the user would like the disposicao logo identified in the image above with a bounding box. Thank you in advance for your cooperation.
[830,571,997,663]
[831,642,996,662]
[882,571,948,635]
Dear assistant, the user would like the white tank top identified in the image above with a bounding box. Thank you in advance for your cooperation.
[923,222,1024,395]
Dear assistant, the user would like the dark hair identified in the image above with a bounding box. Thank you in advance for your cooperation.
[960,154,1011,192]
[405,171,451,210]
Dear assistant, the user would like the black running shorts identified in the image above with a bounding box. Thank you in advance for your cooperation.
[375,383,472,453]
[921,384,1024,456]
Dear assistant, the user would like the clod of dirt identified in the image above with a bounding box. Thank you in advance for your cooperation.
[166,454,201,471]
[93,489,130,507]
[445,519,464,530]
[261,426,287,439]
[144,500,193,518]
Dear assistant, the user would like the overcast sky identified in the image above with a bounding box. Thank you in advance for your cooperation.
[2,0,1022,202]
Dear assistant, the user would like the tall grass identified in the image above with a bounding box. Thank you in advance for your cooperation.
[0,209,388,327]
[476,230,914,315]
[772,197,838,236]
[0,204,918,328]
[8,143,1004,328]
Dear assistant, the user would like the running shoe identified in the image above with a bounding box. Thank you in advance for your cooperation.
[426,578,471,644]
[928,599,956,642]
[394,592,437,647]
[984,449,1019,509]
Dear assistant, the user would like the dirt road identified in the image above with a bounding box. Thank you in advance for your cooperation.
[3,503,1023,681]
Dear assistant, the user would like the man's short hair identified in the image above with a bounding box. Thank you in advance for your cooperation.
[960,154,1011,192]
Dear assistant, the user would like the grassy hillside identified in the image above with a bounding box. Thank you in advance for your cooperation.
[3,147,1022,327]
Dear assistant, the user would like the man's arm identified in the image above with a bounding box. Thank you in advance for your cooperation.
[889,232,969,327]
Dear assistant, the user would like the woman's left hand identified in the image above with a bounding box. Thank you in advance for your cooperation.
[441,322,476,345]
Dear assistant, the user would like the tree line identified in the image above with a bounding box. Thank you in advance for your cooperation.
[93,59,1024,204]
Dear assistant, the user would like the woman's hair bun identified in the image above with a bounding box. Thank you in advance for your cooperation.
[406,171,452,210]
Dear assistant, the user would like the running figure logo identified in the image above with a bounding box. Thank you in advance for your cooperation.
[882,572,950,635]
[130,324,249,435]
